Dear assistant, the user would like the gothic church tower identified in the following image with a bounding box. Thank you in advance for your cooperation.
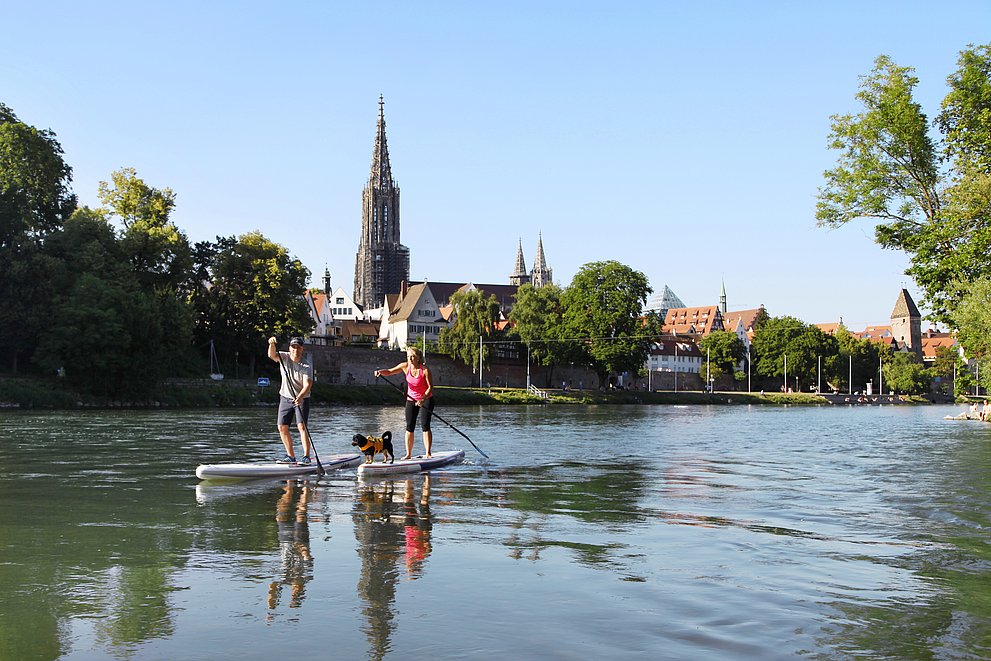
[354,96,410,310]
[510,239,530,286]
[530,234,553,288]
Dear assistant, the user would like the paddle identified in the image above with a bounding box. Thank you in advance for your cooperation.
[276,346,325,476]
[377,374,489,459]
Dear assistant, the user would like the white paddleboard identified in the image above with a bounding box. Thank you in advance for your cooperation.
[196,453,363,480]
[356,449,465,476]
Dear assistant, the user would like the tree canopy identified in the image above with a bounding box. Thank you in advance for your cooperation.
[817,44,991,326]
[560,261,653,383]
[0,104,77,372]
[191,231,313,376]
[437,288,504,374]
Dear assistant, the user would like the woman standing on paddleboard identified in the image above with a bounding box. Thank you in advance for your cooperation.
[375,347,434,459]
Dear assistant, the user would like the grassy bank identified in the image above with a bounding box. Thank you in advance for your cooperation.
[0,376,927,409]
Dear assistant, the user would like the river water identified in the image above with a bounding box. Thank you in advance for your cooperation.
[1,404,989,660]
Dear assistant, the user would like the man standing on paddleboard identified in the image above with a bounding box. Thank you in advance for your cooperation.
[268,336,314,464]
[375,346,434,459]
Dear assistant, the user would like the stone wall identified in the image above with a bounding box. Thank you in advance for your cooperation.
[306,345,603,390]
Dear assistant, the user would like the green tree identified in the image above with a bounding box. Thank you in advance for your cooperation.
[98,168,192,294]
[193,232,312,376]
[882,352,929,395]
[33,208,176,396]
[817,45,991,325]
[930,344,964,396]
[507,283,575,385]
[752,316,839,392]
[698,330,746,384]
[833,326,887,394]
[937,44,991,173]
[0,103,77,372]
[560,261,652,384]
[437,289,503,375]
[950,277,991,359]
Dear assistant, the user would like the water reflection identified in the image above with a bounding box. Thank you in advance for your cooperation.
[4,407,991,658]
[266,480,314,612]
[352,474,434,659]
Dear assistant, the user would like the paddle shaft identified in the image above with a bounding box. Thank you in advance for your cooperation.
[277,349,325,475]
[377,374,489,459]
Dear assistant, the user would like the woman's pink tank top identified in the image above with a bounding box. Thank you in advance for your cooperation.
[406,365,429,400]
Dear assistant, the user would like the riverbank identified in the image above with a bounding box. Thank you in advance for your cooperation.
[0,376,940,409]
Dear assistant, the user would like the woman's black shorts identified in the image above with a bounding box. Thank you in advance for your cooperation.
[405,397,434,432]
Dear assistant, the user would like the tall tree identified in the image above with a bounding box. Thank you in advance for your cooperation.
[817,45,991,325]
[950,277,991,360]
[931,344,966,397]
[882,351,930,395]
[33,208,174,396]
[193,232,312,376]
[437,289,503,375]
[0,103,77,372]
[833,326,887,394]
[698,330,747,382]
[752,316,839,391]
[507,283,574,385]
[937,44,991,173]
[98,168,192,294]
[560,261,652,384]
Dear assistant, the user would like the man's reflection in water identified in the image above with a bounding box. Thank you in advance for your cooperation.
[354,475,434,659]
[267,480,313,611]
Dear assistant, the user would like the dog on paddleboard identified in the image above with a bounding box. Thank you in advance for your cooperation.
[352,431,394,464]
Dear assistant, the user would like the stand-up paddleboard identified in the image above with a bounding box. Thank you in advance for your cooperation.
[196,453,363,480]
[356,449,465,476]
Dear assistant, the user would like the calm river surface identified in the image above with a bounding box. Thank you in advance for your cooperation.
[1,404,990,660]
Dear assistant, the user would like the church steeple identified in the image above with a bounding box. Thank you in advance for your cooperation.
[354,96,410,310]
[530,233,553,288]
[719,279,727,313]
[369,95,394,190]
[510,238,530,286]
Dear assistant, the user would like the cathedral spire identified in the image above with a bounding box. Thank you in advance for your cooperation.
[530,233,553,288]
[354,96,409,310]
[719,279,727,313]
[510,238,529,286]
[369,94,394,189]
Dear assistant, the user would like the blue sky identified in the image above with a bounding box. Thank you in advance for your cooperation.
[4,1,989,330]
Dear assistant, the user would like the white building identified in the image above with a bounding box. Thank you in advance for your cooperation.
[378,282,448,350]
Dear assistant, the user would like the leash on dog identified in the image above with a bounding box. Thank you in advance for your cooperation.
[277,347,326,476]
[377,374,489,459]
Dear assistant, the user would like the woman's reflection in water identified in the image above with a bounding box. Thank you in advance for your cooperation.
[267,479,313,611]
[403,475,432,579]
[355,474,434,659]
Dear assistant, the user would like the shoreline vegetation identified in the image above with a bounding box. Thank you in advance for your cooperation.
[0,376,959,410]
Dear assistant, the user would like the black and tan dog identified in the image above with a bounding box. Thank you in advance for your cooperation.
[352,431,394,464]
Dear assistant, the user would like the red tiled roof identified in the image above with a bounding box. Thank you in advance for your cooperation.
[663,306,723,336]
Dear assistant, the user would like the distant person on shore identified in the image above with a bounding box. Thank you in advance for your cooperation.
[268,336,313,464]
[983,400,991,422]
[375,347,435,459]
